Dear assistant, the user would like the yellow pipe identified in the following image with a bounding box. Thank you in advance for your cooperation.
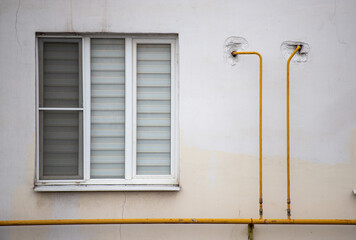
[1,218,356,226]
[286,46,301,219]
[231,51,263,219]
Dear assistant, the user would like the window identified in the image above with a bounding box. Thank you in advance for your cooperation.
[35,34,179,191]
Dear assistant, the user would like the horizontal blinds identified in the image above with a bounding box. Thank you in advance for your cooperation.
[41,42,80,108]
[41,111,82,178]
[136,44,171,175]
[90,39,125,179]
[39,40,82,180]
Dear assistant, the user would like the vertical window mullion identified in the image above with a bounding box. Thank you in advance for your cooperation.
[78,111,84,178]
[39,111,44,178]
[170,42,175,177]
[77,39,84,178]
[37,39,43,180]
[132,40,140,178]
[132,40,138,178]
[83,37,91,181]
[125,38,134,180]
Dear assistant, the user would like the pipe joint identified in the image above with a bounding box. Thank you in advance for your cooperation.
[224,36,248,65]
[231,51,237,57]
[248,223,254,240]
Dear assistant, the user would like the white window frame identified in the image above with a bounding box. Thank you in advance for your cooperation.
[35,34,179,191]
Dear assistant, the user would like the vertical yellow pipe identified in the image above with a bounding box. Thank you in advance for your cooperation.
[286,46,301,219]
[232,51,263,219]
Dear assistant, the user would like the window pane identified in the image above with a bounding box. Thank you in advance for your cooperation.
[136,44,171,175]
[40,111,83,179]
[40,41,81,107]
[90,39,125,179]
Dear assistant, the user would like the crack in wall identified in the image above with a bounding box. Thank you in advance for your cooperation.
[120,194,127,240]
[68,0,73,32]
[102,0,108,32]
[121,194,127,219]
[15,0,21,47]
[332,0,347,45]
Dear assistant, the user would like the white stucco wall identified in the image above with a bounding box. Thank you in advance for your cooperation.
[0,0,356,239]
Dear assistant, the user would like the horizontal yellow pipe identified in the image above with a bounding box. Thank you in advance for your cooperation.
[1,218,356,226]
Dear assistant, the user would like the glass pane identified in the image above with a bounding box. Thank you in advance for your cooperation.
[136,44,171,175]
[40,41,81,107]
[40,111,82,179]
[90,39,125,179]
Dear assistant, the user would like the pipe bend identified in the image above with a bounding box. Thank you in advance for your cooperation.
[232,51,262,60]
[287,46,301,65]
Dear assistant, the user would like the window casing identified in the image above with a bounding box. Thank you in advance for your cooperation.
[35,34,179,191]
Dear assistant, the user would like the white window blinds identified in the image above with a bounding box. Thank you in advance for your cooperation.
[39,39,83,179]
[136,44,172,175]
[90,39,125,178]
[37,36,178,188]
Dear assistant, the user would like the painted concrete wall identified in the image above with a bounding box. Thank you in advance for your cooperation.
[0,0,356,239]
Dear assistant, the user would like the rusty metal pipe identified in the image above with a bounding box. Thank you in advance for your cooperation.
[1,218,356,226]
[231,51,263,219]
[286,46,301,219]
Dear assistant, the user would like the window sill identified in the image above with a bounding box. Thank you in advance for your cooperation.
[34,184,180,192]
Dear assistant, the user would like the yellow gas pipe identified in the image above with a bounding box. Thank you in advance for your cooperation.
[286,46,301,219]
[231,51,263,219]
[1,218,356,226]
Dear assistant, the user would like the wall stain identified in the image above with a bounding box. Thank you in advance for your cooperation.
[10,132,53,240]
[6,131,356,238]
[102,0,108,32]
